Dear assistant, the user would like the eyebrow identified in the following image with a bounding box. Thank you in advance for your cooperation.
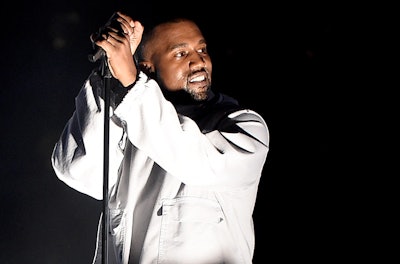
[169,43,187,51]
[169,39,207,51]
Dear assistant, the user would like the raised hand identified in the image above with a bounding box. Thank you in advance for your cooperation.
[95,12,144,87]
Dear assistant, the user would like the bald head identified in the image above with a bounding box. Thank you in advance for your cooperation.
[137,18,201,63]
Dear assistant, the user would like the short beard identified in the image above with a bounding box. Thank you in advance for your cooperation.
[185,68,212,101]
[184,85,211,101]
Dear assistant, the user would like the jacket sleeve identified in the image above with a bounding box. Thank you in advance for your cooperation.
[114,74,270,190]
[51,71,128,200]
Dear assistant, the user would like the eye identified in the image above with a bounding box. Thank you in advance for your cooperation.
[197,47,208,54]
[175,50,188,58]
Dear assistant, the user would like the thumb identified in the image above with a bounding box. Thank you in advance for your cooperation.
[128,21,144,55]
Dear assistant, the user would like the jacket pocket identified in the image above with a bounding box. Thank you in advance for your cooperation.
[158,197,227,263]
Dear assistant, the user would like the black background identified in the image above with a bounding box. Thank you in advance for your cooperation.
[0,1,390,263]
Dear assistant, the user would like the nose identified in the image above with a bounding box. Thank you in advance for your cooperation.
[189,52,206,68]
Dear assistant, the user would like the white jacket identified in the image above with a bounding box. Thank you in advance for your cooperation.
[51,71,270,264]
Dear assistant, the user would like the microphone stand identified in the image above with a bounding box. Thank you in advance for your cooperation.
[88,12,121,264]
[100,55,111,264]
[88,50,111,264]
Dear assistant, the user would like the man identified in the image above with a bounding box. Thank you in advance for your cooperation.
[51,11,270,264]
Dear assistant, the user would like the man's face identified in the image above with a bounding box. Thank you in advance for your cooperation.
[150,21,212,101]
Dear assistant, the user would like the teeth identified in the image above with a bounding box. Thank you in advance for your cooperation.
[190,75,205,82]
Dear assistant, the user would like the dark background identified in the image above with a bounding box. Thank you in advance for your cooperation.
[0,1,390,263]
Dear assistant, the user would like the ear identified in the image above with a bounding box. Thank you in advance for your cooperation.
[139,61,155,75]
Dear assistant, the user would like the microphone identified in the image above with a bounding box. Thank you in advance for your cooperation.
[88,47,105,63]
[88,12,123,63]
[88,40,106,62]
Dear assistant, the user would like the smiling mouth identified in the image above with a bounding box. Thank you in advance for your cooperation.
[189,75,206,83]
[189,71,208,83]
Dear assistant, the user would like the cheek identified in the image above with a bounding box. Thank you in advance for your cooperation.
[206,59,212,69]
[159,68,186,92]
[206,60,212,74]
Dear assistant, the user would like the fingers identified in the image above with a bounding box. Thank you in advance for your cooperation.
[116,12,143,36]
[93,32,117,54]
[106,31,125,43]
[132,21,144,37]
[116,12,133,34]
[96,12,144,57]
[116,12,134,26]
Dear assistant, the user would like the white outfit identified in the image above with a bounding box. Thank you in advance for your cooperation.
[51,71,270,264]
